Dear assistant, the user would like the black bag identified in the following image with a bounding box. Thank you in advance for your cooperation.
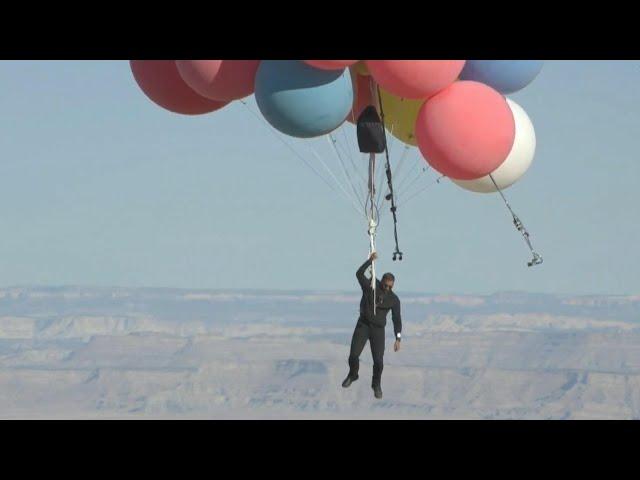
[356,105,387,154]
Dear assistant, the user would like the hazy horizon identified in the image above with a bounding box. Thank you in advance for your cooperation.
[2,286,640,419]
[0,283,634,298]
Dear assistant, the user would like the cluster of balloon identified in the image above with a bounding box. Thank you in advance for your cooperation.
[129,60,260,115]
[360,60,544,193]
[418,60,543,193]
[130,60,543,193]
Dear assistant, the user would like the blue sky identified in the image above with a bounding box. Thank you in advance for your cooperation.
[0,60,637,294]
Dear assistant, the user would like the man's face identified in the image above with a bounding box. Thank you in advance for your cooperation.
[382,279,394,292]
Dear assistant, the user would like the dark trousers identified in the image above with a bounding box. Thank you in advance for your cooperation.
[348,318,385,387]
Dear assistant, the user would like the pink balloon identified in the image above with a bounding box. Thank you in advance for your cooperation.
[175,60,260,101]
[130,61,228,115]
[366,60,466,100]
[347,73,375,124]
[304,60,359,70]
[415,81,515,181]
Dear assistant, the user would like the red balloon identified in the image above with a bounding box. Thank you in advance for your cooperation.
[366,60,465,100]
[415,81,515,181]
[175,60,260,101]
[304,60,358,70]
[130,60,228,115]
[347,72,375,124]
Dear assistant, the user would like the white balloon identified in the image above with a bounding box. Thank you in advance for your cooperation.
[453,98,536,193]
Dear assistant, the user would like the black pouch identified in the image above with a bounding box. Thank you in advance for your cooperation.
[356,105,387,154]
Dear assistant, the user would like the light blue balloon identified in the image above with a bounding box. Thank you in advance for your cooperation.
[460,60,544,95]
[255,60,354,139]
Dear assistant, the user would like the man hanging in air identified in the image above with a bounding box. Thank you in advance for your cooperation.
[342,251,402,399]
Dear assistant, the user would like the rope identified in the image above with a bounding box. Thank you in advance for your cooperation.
[397,175,445,208]
[374,125,402,210]
[395,151,430,199]
[376,85,403,262]
[307,147,367,217]
[397,162,431,204]
[385,144,411,202]
[489,174,544,268]
[330,130,369,199]
[327,134,367,214]
[367,152,379,314]
[240,100,363,218]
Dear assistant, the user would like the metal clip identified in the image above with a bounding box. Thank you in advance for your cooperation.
[528,252,543,268]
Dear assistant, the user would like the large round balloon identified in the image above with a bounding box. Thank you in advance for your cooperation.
[366,60,466,100]
[255,60,354,138]
[460,60,544,95]
[304,60,358,70]
[453,99,536,193]
[347,72,374,124]
[379,88,424,146]
[130,61,228,115]
[175,60,260,101]
[415,81,515,180]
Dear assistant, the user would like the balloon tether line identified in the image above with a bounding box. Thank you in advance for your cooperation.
[489,174,543,268]
[367,152,378,314]
[375,84,403,262]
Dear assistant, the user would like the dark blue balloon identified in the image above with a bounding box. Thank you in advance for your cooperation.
[460,60,544,95]
[255,60,353,139]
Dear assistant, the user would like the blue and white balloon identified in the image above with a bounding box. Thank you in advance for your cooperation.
[460,60,544,95]
[255,60,353,138]
[453,98,536,193]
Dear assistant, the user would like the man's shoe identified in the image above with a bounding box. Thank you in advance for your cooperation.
[373,385,383,399]
[342,374,359,388]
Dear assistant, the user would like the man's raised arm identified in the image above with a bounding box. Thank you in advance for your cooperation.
[356,252,377,290]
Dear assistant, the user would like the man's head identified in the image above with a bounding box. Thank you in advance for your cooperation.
[381,273,395,292]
